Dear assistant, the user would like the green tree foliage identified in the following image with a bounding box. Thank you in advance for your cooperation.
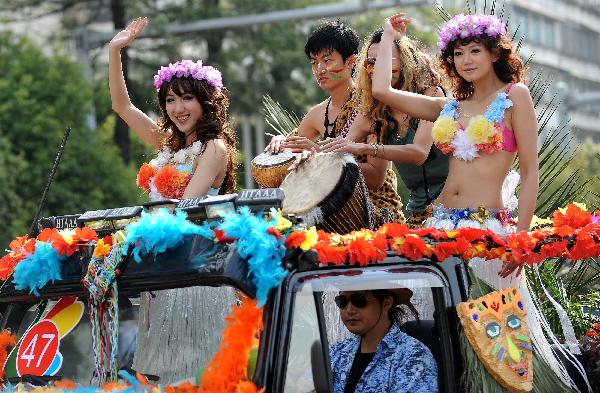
[0,32,141,245]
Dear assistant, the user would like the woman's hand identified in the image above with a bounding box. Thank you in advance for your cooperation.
[265,135,286,154]
[319,137,365,156]
[383,13,412,40]
[109,17,147,50]
[281,136,320,153]
[287,149,316,172]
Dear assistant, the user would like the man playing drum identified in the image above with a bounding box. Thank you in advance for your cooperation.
[266,20,403,227]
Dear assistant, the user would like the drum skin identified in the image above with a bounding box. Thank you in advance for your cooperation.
[280,153,373,233]
[251,151,296,188]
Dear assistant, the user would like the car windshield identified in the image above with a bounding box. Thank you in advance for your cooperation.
[3,285,237,385]
[284,265,449,393]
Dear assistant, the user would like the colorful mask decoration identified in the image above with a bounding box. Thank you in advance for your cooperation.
[457,288,533,393]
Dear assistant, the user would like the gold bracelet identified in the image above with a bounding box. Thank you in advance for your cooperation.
[370,143,378,157]
[380,143,385,158]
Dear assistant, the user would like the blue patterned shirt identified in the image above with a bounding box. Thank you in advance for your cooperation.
[329,324,439,393]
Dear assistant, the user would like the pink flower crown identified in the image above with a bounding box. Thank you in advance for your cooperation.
[153,59,223,91]
[437,14,506,51]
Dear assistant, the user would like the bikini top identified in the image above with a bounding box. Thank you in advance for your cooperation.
[432,84,517,161]
[136,141,218,201]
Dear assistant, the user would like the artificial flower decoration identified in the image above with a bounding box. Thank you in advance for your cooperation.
[271,208,293,232]
[466,115,497,144]
[0,329,17,381]
[552,202,594,230]
[432,91,512,161]
[136,162,155,192]
[283,203,600,267]
[299,226,319,251]
[432,115,456,146]
[153,59,223,91]
[93,237,113,259]
[153,165,191,200]
[437,13,507,51]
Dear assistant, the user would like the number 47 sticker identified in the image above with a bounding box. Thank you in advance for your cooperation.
[3,297,84,378]
[17,321,61,376]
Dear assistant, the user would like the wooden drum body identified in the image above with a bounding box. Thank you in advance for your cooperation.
[251,151,296,188]
[280,153,373,234]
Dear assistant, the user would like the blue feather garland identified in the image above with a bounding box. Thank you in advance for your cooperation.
[217,207,287,305]
[13,241,65,295]
[124,208,213,262]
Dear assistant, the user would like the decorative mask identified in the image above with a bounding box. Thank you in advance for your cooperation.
[457,288,533,393]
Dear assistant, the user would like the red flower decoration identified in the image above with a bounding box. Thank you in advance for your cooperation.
[37,228,58,243]
[266,227,282,240]
[50,231,79,257]
[395,235,429,261]
[154,165,191,199]
[214,229,234,244]
[552,204,592,230]
[284,231,306,249]
[0,254,19,281]
[74,227,98,244]
[136,162,155,192]
[433,242,458,261]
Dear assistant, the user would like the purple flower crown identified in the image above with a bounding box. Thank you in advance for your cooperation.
[437,14,506,51]
[153,59,223,91]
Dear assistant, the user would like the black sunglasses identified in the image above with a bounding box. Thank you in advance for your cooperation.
[335,294,370,309]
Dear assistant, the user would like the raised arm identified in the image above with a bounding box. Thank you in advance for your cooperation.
[371,15,446,122]
[320,87,444,165]
[108,17,163,149]
[510,84,539,233]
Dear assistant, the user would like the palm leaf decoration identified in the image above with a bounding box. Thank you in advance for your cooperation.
[261,94,300,138]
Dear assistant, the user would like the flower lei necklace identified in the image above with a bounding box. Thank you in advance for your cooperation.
[136,140,203,199]
[432,91,512,161]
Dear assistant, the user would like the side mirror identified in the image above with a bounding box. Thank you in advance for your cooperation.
[310,339,332,393]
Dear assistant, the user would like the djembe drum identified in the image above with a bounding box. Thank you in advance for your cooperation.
[251,151,296,188]
[280,153,374,234]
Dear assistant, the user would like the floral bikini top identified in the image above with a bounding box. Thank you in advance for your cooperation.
[432,84,517,161]
[136,140,215,201]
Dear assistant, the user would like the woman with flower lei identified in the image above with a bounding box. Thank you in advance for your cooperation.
[110,17,237,200]
[369,13,591,391]
[108,17,238,383]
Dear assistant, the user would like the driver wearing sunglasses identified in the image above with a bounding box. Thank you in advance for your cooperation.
[329,289,438,393]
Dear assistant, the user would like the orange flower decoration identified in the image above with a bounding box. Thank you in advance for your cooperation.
[136,162,155,192]
[37,227,58,243]
[432,241,458,261]
[74,227,98,244]
[0,254,19,281]
[154,165,191,199]
[50,230,79,256]
[285,231,306,249]
[9,235,36,256]
[552,203,592,229]
[0,329,17,380]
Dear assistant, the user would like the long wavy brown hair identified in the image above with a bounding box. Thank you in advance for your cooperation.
[157,77,238,194]
[355,30,442,141]
[440,34,526,100]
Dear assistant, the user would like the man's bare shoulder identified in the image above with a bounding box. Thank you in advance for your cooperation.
[300,99,328,128]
